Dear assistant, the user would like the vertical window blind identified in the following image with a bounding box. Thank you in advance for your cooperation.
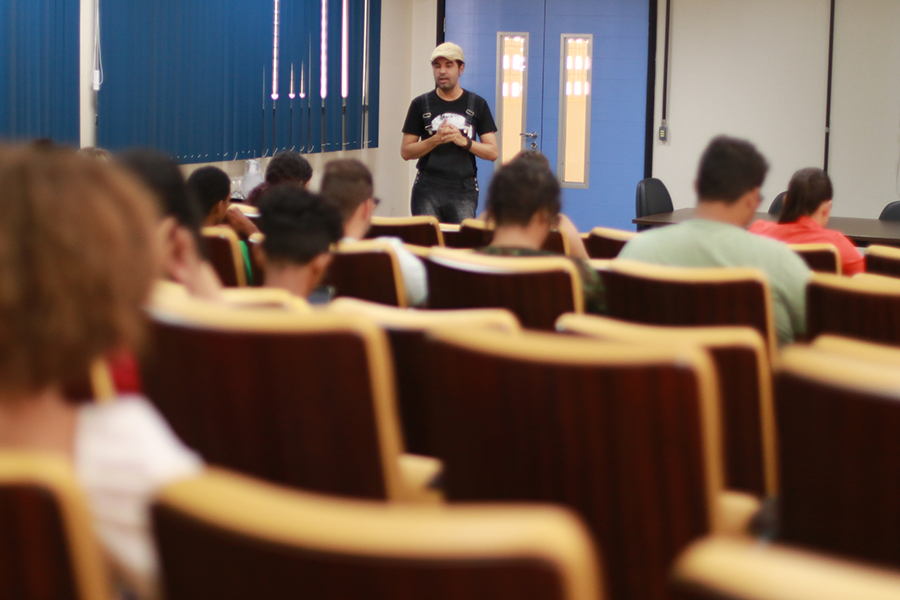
[97,0,379,162]
[0,0,79,145]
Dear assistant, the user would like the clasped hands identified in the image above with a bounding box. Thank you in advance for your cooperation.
[434,123,470,147]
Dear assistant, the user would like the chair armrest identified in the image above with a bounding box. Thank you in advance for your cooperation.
[673,537,900,600]
[397,454,444,504]
[718,491,761,537]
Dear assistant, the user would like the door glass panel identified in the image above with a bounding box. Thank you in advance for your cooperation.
[558,34,592,187]
[496,33,529,164]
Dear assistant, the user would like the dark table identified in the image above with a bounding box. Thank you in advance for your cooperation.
[633,208,900,248]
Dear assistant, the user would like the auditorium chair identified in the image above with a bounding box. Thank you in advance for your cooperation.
[458,218,570,254]
[788,243,840,274]
[366,215,445,247]
[424,247,585,330]
[140,290,437,502]
[582,227,637,259]
[0,452,111,600]
[153,468,604,600]
[420,327,754,600]
[603,260,777,356]
[865,244,900,278]
[557,314,775,497]
[672,537,900,600]
[323,239,409,307]
[202,225,247,287]
[806,272,900,345]
[329,298,521,455]
[774,344,900,567]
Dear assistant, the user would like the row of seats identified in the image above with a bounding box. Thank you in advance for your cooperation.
[10,281,900,599]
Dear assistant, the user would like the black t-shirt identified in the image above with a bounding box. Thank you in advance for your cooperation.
[402,89,497,179]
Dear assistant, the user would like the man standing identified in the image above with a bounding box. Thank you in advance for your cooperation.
[619,135,811,346]
[401,42,499,223]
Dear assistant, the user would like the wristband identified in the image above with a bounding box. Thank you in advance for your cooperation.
[465,137,473,152]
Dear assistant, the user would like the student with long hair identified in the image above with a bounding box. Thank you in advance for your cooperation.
[749,167,864,275]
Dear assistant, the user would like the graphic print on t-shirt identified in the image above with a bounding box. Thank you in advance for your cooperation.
[428,112,474,139]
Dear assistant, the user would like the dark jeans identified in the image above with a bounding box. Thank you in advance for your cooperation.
[410,171,478,224]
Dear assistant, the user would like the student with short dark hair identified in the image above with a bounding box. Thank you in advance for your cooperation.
[256,184,344,299]
[478,152,606,314]
[619,135,811,345]
[749,167,864,275]
[319,158,428,306]
[246,151,313,205]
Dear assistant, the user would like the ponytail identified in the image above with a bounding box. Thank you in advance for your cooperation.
[778,168,833,224]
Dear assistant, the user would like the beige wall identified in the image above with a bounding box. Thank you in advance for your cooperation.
[651,0,900,219]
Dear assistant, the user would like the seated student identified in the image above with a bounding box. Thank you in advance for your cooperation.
[749,167,864,275]
[246,151,313,205]
[619,135,811,345]
[477,153,607,314]
[118,150,223,301]
[0,145,202,598]
[319,158,428,306]
[256,184,345,299]
[186,165,260,283]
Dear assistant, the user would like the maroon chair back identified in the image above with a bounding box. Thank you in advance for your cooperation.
[424,250,582,330]
[865,245,900,278]
[557,315,773,498]
[202,228,247,287]
[806,273,900,346]
[584,228,636,259]
[457,222,494,248]
[322,243,405,307]
[422,328,722,600]
[365,217,443,247]
[775,346,900,568]
[140,305,401,500]
[603,261,775,354]
[789,244,840,274]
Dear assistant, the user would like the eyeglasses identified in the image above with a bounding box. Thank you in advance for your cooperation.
[373,197,382,207]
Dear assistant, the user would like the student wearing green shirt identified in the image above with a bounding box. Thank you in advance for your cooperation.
[477,152,607,315]
[619,136,811,345]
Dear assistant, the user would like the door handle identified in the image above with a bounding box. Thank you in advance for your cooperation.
[519,132,538,139]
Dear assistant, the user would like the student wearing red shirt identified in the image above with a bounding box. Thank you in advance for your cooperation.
[749,167,864,275]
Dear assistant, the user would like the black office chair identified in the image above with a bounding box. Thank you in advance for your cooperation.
[635,177,674,231]
[768,191,787,216]
[879,201,900,221]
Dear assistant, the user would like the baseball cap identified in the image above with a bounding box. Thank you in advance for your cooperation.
[430,42,465,64]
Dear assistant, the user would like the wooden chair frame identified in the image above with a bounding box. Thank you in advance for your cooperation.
[145,291,417,502]
[154,467,605,600]
[426,326,726,532]
[806,272,900,344]
[865,244,900,278]
[0,452,112,600]
[426,247,585,326]
[368,215,445,247]
[202,226,248,287]
[606,259,778,357]
[673,537,900,600]
[788,243,841,275]
[556,313,777,498]
[583,227,637,259]
[330,239,410,308]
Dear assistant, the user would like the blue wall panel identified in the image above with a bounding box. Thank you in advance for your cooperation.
[0,0,79,145]
[446,0,650,230]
